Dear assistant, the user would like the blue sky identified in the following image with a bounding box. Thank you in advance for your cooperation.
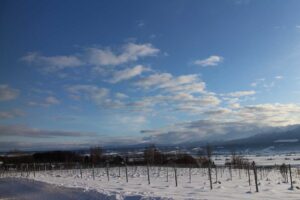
[1,0,300,151]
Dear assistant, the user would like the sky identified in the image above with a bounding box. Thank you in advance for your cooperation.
[1,0,300,151]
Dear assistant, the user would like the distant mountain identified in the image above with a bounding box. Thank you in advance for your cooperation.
[226,125,300,144]
[214,125,300,152]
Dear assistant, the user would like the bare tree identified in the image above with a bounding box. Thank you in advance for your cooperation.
[90,146,103,164]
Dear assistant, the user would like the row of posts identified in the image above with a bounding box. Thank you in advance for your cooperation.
[0,162,296,191]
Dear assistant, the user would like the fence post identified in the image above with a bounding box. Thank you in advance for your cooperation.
[229,165,232,180]
[289,164,293,190]
[189,167,191,183]
[166,167,168,182]
[208,163,213,190]
[92,164,95,180]
[147,163,150,185]
[80,164,82,179]
[252,161,259,192]
[106,162,110,181]
[125,164,128,183]
[174,166,178,187]
[247,165,251,186]
[26,163,29,177]
[33,163,36,178]
[215,166,218,183]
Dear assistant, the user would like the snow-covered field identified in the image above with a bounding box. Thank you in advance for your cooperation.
[1,164,300,200]
[212,153,300,166]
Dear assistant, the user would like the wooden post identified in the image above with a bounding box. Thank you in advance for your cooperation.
[166,167,168,182]
[189,167,191,183]
[125,164,128,182]
[26,163,29,177]
[33,163,36,178]
[208,163,213,190]
[80,164,82,179]
[247,165,251,186]
[92,164,95,180]
[252,162,259,192]
[229,165,232,181]
[106,163,110,181]
[174,167,178,187]
[289,164,293,190]
[147,163,150,185]
[260,168,262,180]
[215,166,218,183]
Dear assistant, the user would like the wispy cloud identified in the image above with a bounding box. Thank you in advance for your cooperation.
[22,42,160,74]
[87,42,159,66]
[194,55,223,67]
[136,20,145,28]
[66,84,124,108]
[0,85,19,101]
[141,103,300,144]
[109,65,150,83]
[134,73,206,94]
[21,52,83,72]
[275,75,283,80]
[227,90,256,97]
[66,84,109,103]
[0,124,96,138]
[0,109,25,119]
[28,96,60,107]
[250,76,283,89]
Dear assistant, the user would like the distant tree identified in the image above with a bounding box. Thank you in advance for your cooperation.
[280,163,288,182]
[90,146,103,164]
[144,144,157,165]
[33,151,80,163]
[228,150,249,168]
[205,144,213,161]
[143,144,166,165]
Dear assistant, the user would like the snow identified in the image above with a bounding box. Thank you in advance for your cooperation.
[212,153,300,166]
[0,178,118,200]
[1,164,300,199]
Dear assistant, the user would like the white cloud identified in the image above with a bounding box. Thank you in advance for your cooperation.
[28,96,60,107]
[87,42,159,66]
[141,103,300,144]
[0,109,25,119]
[109,65,150,83]
[275,75,283,80]
[227,90,256,97]
[250,78,265,87]
[129,73,218,113]
[250,76,282,90]
[194,55,223,67]
[0,85,19,101]
[22,52,83,72]
[66,85,109,104]
[22,42,159,75]
[134,73,205,94]
[66,84,125,108]
[45,96,60,105]
[137,20,145,28]
[0,124,96,138]
[119,115,146,125]
[115,92,128,99]
[134,73,173,88]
